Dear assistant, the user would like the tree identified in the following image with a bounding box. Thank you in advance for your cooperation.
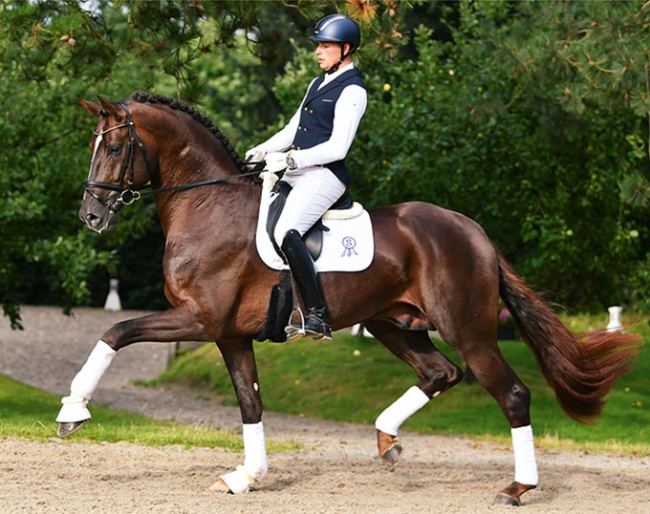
[0,0,413,327]
[2,0,648,330]
[364,0,649,310]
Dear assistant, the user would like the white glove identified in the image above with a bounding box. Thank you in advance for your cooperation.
[245,147,266,164]
[264,152,289,173]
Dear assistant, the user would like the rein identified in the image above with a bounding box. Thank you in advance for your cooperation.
[84,102,262,210]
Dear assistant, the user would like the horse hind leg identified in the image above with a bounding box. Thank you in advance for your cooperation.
[453,336,538,506]
[364,320,463,469]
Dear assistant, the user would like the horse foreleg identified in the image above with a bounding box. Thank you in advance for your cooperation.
[56,340,116,436]
[209,339,267,494]
[365,321,463,469]
[56,305,208,437]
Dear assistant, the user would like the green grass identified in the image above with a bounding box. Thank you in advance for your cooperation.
[152,312,650,455]
[0,375,295,451]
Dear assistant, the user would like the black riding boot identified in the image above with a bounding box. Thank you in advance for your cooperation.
[281,229,332,341]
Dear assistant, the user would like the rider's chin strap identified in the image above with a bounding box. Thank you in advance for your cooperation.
[327,43,351,74]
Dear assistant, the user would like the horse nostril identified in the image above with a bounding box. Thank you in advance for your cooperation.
[82,212,100,227]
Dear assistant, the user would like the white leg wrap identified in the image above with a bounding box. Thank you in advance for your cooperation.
[512,425,538,486]
[220,422,267,494]
[242,421,268,481]
[375,386,430,436]
[56,341,116,423]
[220,466,256,494]
[55,395,92,423]
[69,340,116,400]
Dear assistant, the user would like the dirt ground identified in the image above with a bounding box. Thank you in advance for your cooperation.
[1,306,648,514]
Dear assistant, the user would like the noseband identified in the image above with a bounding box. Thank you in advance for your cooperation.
[84,102,144,211]
[83,102,262,211]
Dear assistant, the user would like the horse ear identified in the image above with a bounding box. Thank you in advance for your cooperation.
[79,98,102,118]
[97,95,124,121]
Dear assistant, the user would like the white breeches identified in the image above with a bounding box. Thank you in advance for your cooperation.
[273,166,346,245]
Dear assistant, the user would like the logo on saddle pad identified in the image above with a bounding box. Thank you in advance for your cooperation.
[255,172,374,272]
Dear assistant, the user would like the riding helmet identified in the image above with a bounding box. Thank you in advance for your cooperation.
[309,14,361,53]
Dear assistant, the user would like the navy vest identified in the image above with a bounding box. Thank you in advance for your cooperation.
[291,68,366,186]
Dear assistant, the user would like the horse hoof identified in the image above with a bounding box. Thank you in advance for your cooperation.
[377,430,403,470]
[493,481,536,507]
[208,479,232,494]
[493,493,521,507]
[57,421,86,438]
[380,443,403,471]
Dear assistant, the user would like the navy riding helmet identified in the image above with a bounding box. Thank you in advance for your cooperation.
[309,14,361,54]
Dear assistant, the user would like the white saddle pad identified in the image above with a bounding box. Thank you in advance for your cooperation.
[255,172,374,272]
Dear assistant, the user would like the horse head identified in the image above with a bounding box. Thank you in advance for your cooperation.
[79,96,156,233]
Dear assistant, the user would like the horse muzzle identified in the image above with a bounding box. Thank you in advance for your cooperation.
[79,196,119,233]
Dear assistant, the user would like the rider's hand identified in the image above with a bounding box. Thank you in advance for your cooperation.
[245,147,266,163]
[264,152,289,173]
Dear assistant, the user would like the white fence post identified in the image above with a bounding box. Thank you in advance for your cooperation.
[104,278,122,312]
[606,305,623,332]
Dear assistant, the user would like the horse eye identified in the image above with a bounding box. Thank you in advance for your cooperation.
[106,144,122,156]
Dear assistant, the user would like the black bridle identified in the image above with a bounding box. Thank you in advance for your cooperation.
[84,102,145,210]
[84,102,262,211]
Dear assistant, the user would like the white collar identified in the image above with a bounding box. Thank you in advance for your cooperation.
[321,62,355,87]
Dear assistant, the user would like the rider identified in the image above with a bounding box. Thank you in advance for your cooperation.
[246,14,367,342]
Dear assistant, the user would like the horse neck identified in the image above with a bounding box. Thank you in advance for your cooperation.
[150,121,260,235]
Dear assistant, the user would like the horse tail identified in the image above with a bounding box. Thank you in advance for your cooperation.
[496,248,640,424]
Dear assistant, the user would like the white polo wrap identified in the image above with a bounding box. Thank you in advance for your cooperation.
[512,425,538,486]
[220,421,268,494]
[375,385,430,436]
[69,340,116,400]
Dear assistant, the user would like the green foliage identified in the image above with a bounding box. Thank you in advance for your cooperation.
[0,374,237,447]
[339,3,650,311]
[154,316,650,454]
[0,0,413,327]
[0,373,298,450]
[1,0,649,327]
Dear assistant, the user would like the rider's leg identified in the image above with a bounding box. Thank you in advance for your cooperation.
[273,167,345,341]
[281,229,331,341]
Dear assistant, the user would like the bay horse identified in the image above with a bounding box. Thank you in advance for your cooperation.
[57,92,639,506]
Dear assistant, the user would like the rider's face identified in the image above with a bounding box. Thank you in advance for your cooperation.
[315,41,349,71]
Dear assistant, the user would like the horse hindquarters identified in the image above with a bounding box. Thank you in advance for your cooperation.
[369,205,540,504]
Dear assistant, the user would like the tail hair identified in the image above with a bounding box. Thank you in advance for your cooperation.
[497,250,640,424]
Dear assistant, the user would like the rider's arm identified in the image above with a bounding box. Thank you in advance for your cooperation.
[289,84,367,169]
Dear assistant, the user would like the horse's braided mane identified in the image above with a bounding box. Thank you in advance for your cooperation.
[128,92,252,178]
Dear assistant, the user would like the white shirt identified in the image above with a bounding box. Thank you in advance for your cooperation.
[256,63,367,169]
